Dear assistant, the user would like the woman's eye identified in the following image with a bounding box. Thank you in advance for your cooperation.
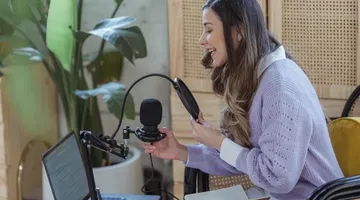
[206,30,212,33]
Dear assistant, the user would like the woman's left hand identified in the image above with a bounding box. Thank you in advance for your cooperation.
[190,112,225,151]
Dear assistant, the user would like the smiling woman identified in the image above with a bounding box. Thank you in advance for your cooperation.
[160,0,345,199]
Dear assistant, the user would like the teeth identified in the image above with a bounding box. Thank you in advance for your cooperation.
[208,49,216,53]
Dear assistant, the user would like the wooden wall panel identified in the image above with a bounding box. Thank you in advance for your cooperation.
[0,63,58,200]
[268,0,359,104]
[0,79,7,200]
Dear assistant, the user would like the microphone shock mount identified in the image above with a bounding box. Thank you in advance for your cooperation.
[123,125,166,143]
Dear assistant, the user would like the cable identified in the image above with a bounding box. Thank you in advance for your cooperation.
[141,154,182,200]
[110,73,176,139]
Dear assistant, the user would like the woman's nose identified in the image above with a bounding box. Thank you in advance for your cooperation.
[199,33,206,46]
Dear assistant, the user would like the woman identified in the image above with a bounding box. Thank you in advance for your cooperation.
[144,0,344,199]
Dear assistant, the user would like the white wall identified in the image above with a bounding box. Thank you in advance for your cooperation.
[59,0,173,195]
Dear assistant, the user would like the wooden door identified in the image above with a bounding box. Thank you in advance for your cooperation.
[168,0,268,198]
[268,0,360,117]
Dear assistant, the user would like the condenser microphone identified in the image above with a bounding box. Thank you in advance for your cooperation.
[134,98,166,142]
[110,73,200,140]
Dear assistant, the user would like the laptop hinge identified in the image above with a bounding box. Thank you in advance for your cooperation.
[96,188,103,200]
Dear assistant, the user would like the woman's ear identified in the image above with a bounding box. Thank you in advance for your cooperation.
[235,26,242,41]
[237,33,241,41]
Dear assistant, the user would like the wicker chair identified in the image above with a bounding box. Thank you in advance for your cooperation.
[183,167,257,195]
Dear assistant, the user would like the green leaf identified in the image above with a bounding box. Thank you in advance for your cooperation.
[46,0,77,72]
[10,0,45,21]
[114,0,123,4]
[0,0,14,20]
[0,18,14,35]
[0,0,45,25]
[90,51,124,84]
[3,47,43,66]
[0,35,30,49]
[75,82,135,120]
[14,47,42,60]
[73,16,147,64]
[0,36,31,63]
[14,47,43,60]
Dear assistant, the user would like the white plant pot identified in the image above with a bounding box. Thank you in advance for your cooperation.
[92,145,144,195]
[42,145,143,199]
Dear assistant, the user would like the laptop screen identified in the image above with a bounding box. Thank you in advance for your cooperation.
[42,132,90,200]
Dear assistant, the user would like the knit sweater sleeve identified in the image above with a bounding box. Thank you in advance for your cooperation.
[184,143,245,176]
[219,89,313,193]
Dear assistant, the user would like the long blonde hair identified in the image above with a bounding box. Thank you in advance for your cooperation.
[201,0,288,148]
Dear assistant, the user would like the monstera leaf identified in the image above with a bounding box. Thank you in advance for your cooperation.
[86,51,124,84]
[46,0,76,72]
[3,47,43,65]
[73,16,147,64]
[13,47,43,61]
[75,82,135,120]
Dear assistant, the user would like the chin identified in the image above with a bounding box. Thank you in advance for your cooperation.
[212,57,226,68]
[213,61,226,68]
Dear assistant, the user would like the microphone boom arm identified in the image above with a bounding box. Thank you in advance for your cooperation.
[80,130,129,159]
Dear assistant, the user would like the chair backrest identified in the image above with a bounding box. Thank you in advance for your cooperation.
[184,166,265,194]
[207,174,256,191]
[308,175,360,200]
[342,85,360,117]
[183,167,257,193]
[17,138,51,200]
[328,117,360,177]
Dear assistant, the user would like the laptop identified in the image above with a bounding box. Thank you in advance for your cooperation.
[42,131,160,200]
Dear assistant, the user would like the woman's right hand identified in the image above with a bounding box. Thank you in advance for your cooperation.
[143,127,188,163]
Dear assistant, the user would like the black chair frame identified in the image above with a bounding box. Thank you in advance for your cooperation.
[341,85,360,117]
[308,175,360,200]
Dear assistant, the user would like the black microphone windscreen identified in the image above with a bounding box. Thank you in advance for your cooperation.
[140,98,162,126]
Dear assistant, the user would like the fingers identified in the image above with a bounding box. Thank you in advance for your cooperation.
[198,112,205,124]
[190,118,197,129]
[143,143,156,149]
[143,143,156,154]
[145,149,154,154]
[190,117,203,132]
[159,127,173,136]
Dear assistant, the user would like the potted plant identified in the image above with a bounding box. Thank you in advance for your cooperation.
[0,0,147,196]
